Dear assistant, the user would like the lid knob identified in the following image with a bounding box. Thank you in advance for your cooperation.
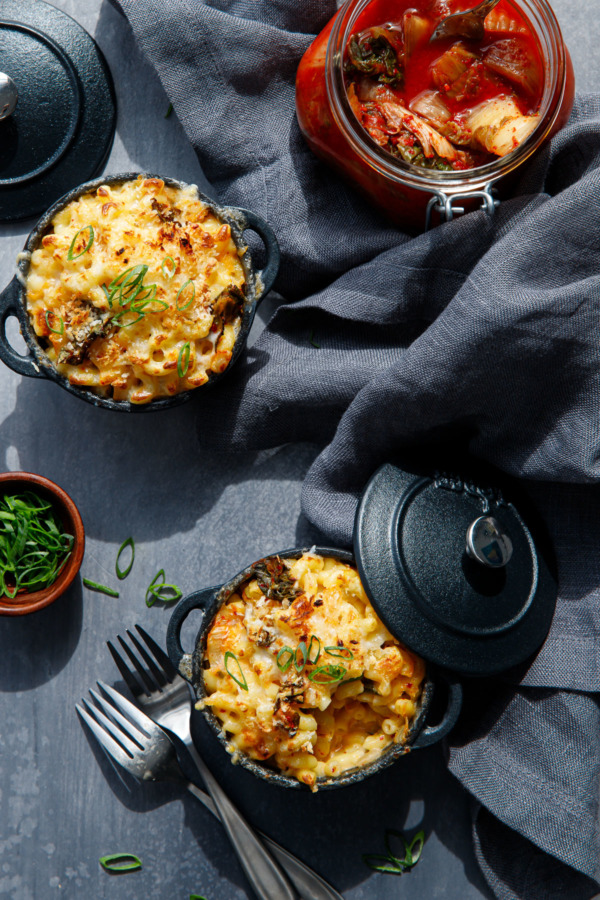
[466,516,513,568]
[0,73,17,120]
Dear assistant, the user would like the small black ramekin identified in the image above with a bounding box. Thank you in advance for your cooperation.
[0,172,280,412]
[167,547,463,791]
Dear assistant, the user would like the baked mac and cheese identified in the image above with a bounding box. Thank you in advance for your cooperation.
[25,175,247,404]
[199,552,426,790]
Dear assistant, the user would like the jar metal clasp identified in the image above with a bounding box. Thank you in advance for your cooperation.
[425,182,499,230]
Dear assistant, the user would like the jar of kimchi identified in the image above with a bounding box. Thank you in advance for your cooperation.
[296,0,574,231]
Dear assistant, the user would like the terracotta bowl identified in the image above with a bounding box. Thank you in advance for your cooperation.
[0,472,85,616]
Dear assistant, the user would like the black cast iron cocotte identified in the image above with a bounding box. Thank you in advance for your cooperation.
[0,172,280,412]
[166,546,463,791]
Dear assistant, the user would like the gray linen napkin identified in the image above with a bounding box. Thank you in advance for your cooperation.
[115,0,600,896]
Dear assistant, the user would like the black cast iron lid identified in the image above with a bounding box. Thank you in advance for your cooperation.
[353,461,557,676]
[0,0,116,221]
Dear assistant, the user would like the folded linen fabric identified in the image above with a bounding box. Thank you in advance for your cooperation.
[115,0,600,896]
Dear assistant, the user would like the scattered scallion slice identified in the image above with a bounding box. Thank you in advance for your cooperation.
[0,491,73,598]
[362,854,404,875]
[144,569,182,606]
[108,265,153,308]
[276,647,293,673]
[176,280,195,311]
[115,537,135,580]
[162,256,176,280]
[309,330,320,349]
[68,225,94,260]
[189,895,207,900]
[145,568,165,605]
[83,578,119,598]
[45,311,64,336]
[363,828,425,876]
[224,650,248,691]
[132,298,169,314]
[131,283,158,306]
[307,664,347,684]
[165,102,173,118]
[146,583,182,606]
[294,640,308,673]
[112,313,145,329]
[307,635,321,665]
[109,264,148,298]
[178,342,191,377]
[325,646,354,660]
[99,853,142,873]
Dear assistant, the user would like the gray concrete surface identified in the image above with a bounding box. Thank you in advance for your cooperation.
[0,1,596,898]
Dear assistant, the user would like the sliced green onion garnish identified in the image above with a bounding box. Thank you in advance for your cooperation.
[189,896,207,900]
[362,854,405,875]
[165,103,173,118]
[149,569,165,587]
[325,646,354,660]
[144,569,165,606]
[294,640,308,673]
[146,583,182,606]
[99,853,142,873]
[131,283,157,306]
[224,651,248,691]
[309,330,320,349]
[0,491,73,599]
[307,664,346,684]
[109,265,156,309]
[307,635,321,665]
[45,311,64,336]
[68,225,94,260]
[363,828,425,876]
[404,831,424,867]
[115,537,135,580]
[109,264,148,294]
[83,578,119,598]
[276,647,293,673]
[177,342,191,377]
[132,297,169,314]
[112,311,145,329]
[176,280,195,311]
[161,256,176,280]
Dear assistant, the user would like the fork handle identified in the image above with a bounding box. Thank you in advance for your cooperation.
[185,783,344,900]
[185,744,297,900]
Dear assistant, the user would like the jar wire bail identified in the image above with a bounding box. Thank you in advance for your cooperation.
[425,182,500,230]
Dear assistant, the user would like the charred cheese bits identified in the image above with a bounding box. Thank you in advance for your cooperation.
[199,552,426,790]
[25,176,247,404]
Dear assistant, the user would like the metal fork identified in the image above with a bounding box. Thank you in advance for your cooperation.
[106,625,343,900]
[77,682,297,900]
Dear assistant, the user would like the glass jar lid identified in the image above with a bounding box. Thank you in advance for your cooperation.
[353,461,557,676]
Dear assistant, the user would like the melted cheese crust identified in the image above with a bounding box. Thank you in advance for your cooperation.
[200,553,426,790]
[25,176,246,404]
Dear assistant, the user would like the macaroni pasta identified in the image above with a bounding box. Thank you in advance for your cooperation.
[199,552,426,790]
[25,176,247,404]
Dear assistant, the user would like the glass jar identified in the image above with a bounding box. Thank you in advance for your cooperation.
[296,0,575,232]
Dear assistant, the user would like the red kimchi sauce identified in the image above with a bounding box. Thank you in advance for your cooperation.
[344,0,544,170]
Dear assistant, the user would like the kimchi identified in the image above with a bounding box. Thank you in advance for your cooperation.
[344,0,544,171]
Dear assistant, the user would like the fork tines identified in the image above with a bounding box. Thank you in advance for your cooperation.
[107,624,179,698]
[76,682,153,762]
